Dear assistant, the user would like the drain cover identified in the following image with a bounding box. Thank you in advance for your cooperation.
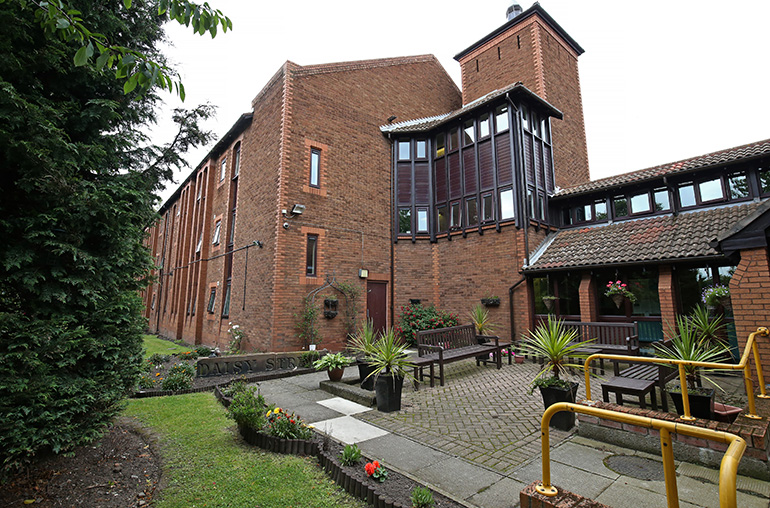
[604,454,665,481]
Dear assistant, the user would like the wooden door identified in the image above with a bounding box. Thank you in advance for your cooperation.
[366,281,387,336]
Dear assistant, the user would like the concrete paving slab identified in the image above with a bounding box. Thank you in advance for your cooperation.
[678,462,770,498]
[511,459,614,500]
[465,477,527,508]
[569,435,636,456]
[356,434,450,474]
[593,479,670,508]
[675,474,769,508]
[317,396,371,415]
[285,401,343,423]
[310,415,388,444]
[549,441,620,479]
[415,457,504,501]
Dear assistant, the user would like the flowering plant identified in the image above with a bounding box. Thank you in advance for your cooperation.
[263,407,313,440]
[701,285,730,307]
[395,303,460,345]
[604,280,637,304]
[364,460,388,482]
[228,322,245,353]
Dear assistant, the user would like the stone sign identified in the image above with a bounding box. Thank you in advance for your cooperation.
[196,352,305,377]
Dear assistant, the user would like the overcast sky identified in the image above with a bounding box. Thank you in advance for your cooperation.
[154,0,770,203]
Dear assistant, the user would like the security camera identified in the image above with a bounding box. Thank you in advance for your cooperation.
[283,222,289,230]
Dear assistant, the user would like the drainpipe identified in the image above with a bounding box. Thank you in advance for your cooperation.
[508,276,526,346]
[388,132,396,329]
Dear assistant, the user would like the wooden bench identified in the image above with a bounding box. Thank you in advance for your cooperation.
[561,321,640,373]
[601,348,676,412]
[413,324,507,389]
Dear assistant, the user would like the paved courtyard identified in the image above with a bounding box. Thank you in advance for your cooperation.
[253,359,769,507]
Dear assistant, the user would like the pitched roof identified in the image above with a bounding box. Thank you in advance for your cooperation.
[554,138,770,199]
[524,202,763,272]
[379,82,562,134]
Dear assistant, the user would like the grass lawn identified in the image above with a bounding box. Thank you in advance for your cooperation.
[124,393,366,508]
[143,335,191,358]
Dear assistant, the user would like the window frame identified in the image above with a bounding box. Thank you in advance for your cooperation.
[219,158,227,182]
[416,207,429,233]
[306,234,318,276]
[206,287,217,313]
[211,220,221,245]
[309,148,321,188]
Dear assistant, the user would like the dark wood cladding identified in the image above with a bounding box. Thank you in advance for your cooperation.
[414,162,429,203]
[545,148,554,192]
[463,149,477,194]
[435,158,447,202]
[495,135,512,186]
[535,141,543,188]
[479,141,494,190]
[448,153,461,199]
[397,162,411,205]
[524,134,534,185]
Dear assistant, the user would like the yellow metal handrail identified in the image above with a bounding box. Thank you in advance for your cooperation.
[583,327,769,421]
[537,402,746,508]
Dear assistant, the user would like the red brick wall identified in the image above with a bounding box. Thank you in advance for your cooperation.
[658,265,677,340]
[579,272,598,322]
[394,225,547,344]
[457,15,589,189]
[731,247,770,380]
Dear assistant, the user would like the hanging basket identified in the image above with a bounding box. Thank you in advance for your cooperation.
[542,298,555,311]
[611,294,626,309]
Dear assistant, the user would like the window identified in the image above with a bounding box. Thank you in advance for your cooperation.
[437,205,448,231]
[417,208,428,233]
[478,114,490,138]
[206,288,216,313]
[728,173,748,199]
[595,200,608,220]
[653,189,670,211]
[576,204,588,222]
[759,168,770,194]
[462,120,475,145]
[222,281,231,317]
[500,188,514,220]
[562,208,573,226]
[448,128,459,151]
[306,234,318,276]
[398,141,410,160]
[527,189,535,218]
[699,178,723,202]
[521,106,529,131]
[495,105,509,132]
[540,116,550,143]
[219,158,227,181]
[537,194,545,220]
[629,192,651,214]
[416,140,427,159]
[532,110,542,138]
[211,221,221,245]
[233,145,241,178]
[435,133,445,158]
[450,201,461,228]
[195,232,203,253]
[466,197,478,225]
[482,193,494,222]
[678,183,696,207]
[614,196,628,217]
[229,211,236,244]
[310,149,321,188]
[398,208,411,234]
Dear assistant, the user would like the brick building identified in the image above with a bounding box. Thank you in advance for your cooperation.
[143,3,770,372]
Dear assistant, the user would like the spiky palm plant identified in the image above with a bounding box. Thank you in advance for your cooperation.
[519,315,596,387]
[469,304,495,335]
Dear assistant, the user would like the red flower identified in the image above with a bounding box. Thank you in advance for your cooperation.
[365,462,375,476]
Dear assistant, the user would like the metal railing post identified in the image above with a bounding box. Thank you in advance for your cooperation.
[535,403,560,497]
[678,364,695,421]
[659,427,679,508]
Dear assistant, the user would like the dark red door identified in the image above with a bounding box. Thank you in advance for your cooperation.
[366,281,387,336]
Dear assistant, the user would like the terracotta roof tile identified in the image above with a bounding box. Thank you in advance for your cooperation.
[554,139,770,199]
[525,202,763,272]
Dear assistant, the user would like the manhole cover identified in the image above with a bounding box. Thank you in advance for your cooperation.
[604,454,665,481]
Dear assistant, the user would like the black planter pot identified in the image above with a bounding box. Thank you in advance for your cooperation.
[358,362,376,391]
[538,382,578,431]
[668,388,715,419]
[374,373,404,412]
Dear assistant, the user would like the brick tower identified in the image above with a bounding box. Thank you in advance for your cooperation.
[454,3,590,188]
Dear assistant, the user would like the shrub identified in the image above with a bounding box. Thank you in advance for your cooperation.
[395,303,460,345]
[410,486,435,508]
[339,444,362,466]
[195,345,213,357]
[312,352,352,371]
[161,372,192,391]
[169,361,195,378]
[299,350,321,368]
[138,374,160,390]
[227,385,268,430]
[147,353,171,365]
[177,350,199,360]
[264,407,313,440]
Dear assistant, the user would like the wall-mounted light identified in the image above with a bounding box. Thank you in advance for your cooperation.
[358,268,369,279]
[282,204,306,219]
